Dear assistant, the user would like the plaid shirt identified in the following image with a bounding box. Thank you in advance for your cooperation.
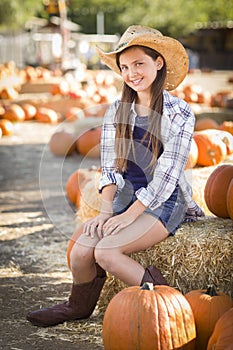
[99,90,204,218]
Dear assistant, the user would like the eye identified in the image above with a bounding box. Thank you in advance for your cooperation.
[120,66,128,72]
[136,62,143,66]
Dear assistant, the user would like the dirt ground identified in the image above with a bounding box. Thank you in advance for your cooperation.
[0,121,103,350]
[0,70,233,350]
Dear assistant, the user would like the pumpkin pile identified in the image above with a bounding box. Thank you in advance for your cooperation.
[101,282,233,350]
[171,83,233,109]
[0,61,54,100]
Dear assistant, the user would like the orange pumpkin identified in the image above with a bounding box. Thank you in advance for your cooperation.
[49,131,76,156]
[185,138,199,169]
[0,87,19,100]
[220,121,233,135]
[227,179,233,220]
[185,287,233,350]
[204,164,233,218]
[21,103,37,120]
[76,127,101,158]
[193,131,227,166]
[65,168,94,207]
[35,107,58,123]
[207,308,233,350]
[195,118,219,131]
[65,107,85,122]
[103,283,196,350]
[3,104,25,122]
[204,129,233,155]
[0,119,14,136]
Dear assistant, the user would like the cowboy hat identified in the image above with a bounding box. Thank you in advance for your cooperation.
[96,25,189,90]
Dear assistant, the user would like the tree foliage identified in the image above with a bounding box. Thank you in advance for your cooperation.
[0,0,43,31]
[0,0,232,38]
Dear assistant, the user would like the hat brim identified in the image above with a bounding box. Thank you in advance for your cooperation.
[96,34,189,91]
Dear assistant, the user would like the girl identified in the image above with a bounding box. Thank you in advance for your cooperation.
[27,25,204,327]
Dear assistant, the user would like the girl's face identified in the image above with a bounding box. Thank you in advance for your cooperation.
[119,47,163,95]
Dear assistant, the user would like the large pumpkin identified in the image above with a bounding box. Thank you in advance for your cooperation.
[103,283,196,350]
[227,179,233,219]
[207,308,233,350]
[193,131,227,166]
[194,118,219,131]
[65,168,96,207]
[204,164,233,218]
[185,287,233,350]
[49,130,76,156]
[76,127,101,158]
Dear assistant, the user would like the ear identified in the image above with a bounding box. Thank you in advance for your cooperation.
[156,56,164,70]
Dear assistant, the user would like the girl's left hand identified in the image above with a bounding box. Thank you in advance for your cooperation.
[102,212,136,236]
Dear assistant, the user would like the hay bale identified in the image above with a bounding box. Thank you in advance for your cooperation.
[98,217,233,312]
[75,160,233,313]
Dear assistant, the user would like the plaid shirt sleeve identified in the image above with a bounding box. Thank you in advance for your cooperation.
[136,94,195,210]
[98,100,125,193]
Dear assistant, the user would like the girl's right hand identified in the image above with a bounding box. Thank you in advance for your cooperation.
[83,212,113,239]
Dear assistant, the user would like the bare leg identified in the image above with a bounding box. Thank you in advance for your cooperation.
[70,231,100,284]
[94,213,169,285]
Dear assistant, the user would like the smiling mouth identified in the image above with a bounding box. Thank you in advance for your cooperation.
[131,78,143,86]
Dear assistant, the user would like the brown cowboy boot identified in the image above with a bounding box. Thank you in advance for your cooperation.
[27,266,106,327]
[141,265,168,286]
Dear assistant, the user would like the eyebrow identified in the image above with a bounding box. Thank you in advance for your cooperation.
[119,59,144,67]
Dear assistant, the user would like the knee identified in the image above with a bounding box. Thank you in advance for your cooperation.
[70,244,94,272]
[94,247,117,273]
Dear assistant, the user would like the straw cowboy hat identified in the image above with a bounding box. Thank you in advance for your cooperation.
[96,25,189,90]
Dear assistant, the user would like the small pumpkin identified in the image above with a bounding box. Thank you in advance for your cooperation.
[207,308,233,350]
[20,103,37,120]
[193,131,227,166]
[76,127,101,158]
[185,286,233,350]
[220,121,233,135]
[49,130,76,156]
[3,104,25,122]
[0,119,14,136]
[195,118,219,131]
[103,283,196,350]
[0,87,19,100]
[35,107,59,123]
[65,107,85,122]
[204,164,233,218]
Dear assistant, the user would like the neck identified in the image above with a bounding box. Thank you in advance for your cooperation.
[135,92,151,116]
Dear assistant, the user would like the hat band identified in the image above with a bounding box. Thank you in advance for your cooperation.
[115,41,129,51]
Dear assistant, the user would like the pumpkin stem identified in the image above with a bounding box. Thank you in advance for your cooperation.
[141,282,154,291]
[205,286,218,296]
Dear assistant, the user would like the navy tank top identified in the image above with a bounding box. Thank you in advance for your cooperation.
[123,116,163,192]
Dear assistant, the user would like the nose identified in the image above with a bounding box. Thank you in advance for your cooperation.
[128,66,138,77]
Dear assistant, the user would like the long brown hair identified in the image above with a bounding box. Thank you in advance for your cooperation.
[115,45,167,172]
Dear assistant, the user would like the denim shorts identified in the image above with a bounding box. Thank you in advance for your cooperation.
[113,183,187,236]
